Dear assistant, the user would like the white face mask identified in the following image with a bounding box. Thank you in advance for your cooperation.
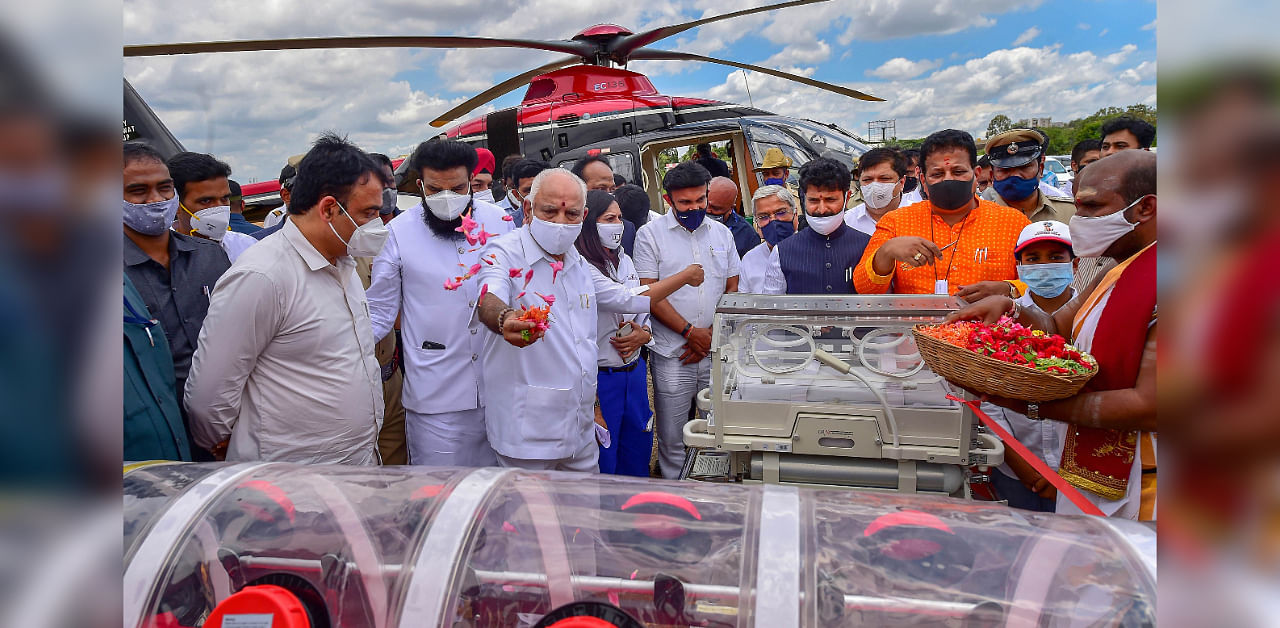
[530,216,583,255]
[473,188,495,204]
[597,222,625,250]
[1069,195,1147,258]
[330,200,390,257]
[123,194,180,236]
[862,181,901,210]
[421,183,472,221]
[183,204,231,241]
[507,190,522,208]
[805,211,844,236]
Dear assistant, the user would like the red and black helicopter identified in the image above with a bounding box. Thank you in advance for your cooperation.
[124,0,882,211]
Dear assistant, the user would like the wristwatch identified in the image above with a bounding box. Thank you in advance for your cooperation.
[1026,402,1041,421]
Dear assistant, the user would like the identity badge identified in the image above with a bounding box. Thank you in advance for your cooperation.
[934,279,949,295]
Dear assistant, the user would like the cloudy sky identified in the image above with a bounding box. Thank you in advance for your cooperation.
[123,0,1156,184]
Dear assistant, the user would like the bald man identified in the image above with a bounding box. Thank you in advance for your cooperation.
[706,176,760,257]
[948,150,1158,521]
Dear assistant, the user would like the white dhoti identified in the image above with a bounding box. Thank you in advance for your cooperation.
[405,407,497,467]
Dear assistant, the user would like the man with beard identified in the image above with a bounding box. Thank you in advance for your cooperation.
[366,139,514,466]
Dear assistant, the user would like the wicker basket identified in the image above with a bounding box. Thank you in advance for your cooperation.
[911,325,1095,402]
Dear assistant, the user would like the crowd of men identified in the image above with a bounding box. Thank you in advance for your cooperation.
[122,114,1157,521]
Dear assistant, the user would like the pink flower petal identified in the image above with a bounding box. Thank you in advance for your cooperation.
[549,260,564,284]
[537,292,556,306]
[608,591,620,607]
[501,214,513,221]
[468,264,482,276]
[509,267,523,278]
[516,291,526,299]
[443,278,462,291]
[523,268,534,288]
[478,283,489,300]
[502,521,517,534]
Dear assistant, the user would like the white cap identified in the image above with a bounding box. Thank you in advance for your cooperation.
[1014,220,1072,255]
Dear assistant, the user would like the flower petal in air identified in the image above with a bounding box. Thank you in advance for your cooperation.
[501,214,513,221]
[523,268,534,288]
[468,263,483,276]
[549,260,564,283]
[516,291,526,299]
[508,267,523,278]
[443,278,463,291]
[536,292,556,306]
[478,283,489,300]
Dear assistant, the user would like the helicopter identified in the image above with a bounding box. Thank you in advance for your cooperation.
[124,0,883,213]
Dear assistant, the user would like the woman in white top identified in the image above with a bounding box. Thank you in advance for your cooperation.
[576,190,654,476]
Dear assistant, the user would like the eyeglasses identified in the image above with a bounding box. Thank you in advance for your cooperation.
[753,207,794,222]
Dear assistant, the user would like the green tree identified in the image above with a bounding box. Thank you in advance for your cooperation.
[986,114,1014,138]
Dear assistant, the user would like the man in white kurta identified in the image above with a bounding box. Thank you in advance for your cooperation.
[738,184,797,294]
[475,169,703,471]
[366,139,513,466]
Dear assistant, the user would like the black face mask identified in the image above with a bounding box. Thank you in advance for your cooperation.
[902,176,919,194]
[926,178,975,211]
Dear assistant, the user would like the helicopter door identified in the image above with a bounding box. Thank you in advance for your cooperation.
[743,121,815,191]
[637,130,753,217]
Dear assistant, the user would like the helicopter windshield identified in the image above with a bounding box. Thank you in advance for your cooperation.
[780,119,872,161]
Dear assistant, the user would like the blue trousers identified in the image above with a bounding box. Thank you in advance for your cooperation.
[596,357,653,476]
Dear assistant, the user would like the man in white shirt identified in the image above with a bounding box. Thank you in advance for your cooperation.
[185,134,391,464]
[476,168,703,471]
[634,162,741,478]
[166,151,258,262]
[367,139,513,467]
[845,147,915,237]
[738,184,796,294]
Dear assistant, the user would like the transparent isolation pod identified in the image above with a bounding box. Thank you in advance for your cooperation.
[124,462,1156,628]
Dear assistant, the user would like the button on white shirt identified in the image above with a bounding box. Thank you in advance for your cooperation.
[592,253,650,368]
[633,212,741,359]
[185,219,383,464]
[478,227,651,460]
[738,242,783,294]
[366,201,513,414]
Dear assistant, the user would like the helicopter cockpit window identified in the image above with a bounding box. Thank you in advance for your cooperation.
[744,123,812,189]
[557,152,636,187]
[781,120,872,161]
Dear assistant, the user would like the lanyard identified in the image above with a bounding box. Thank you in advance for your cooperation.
[930,213,969,284]
[125,296,159,346]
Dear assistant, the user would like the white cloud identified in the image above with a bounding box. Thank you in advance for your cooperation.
[697,43,1156,144]
[1098,28,1109,37]
[1078,22,1091,30]
[1141,19,1157,31]
[762,42,832,68]
[867,57,942,80]
[1012,27,1040,46]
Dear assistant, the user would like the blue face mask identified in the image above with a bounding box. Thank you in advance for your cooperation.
[760,218,795,245]
[764,177,786,186]
[992,173,1039,202]
[674,209,706,231]
[1017,262,1074,298]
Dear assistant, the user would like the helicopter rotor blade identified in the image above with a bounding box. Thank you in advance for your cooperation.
[124,35,594,58]
[429,56,582,128]
[608,0,829,60]
[627,49,885,102]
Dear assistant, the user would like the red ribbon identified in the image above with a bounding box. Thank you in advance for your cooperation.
[946,394,1105,517]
